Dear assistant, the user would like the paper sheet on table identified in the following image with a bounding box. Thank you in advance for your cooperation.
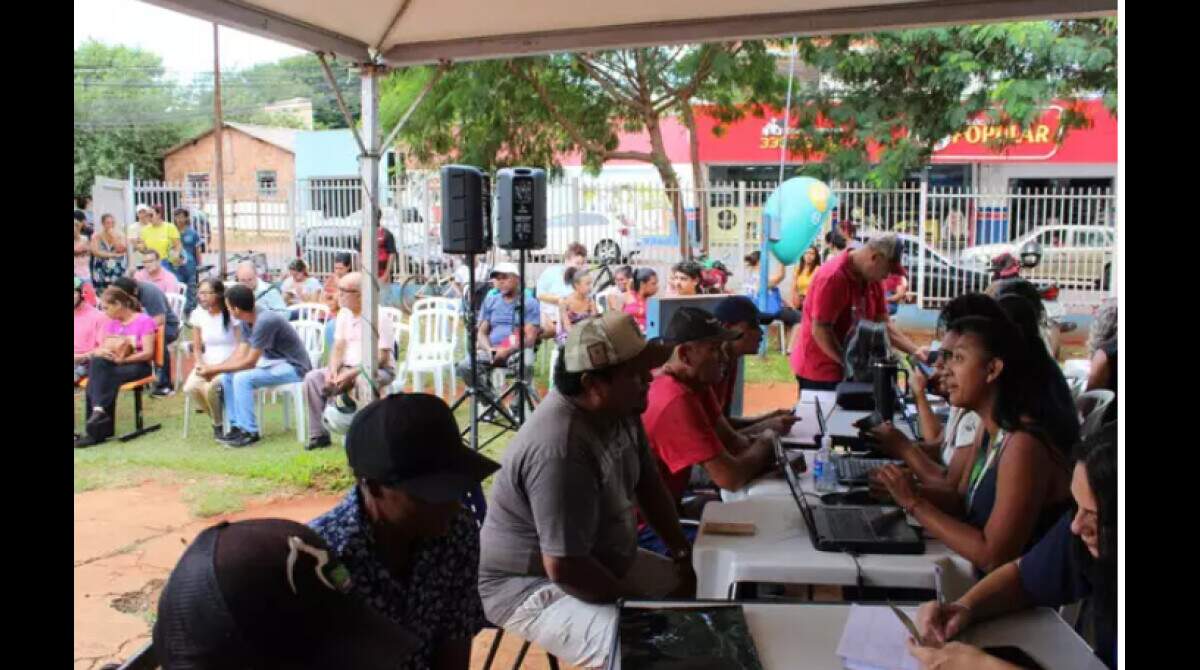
[835,604,920,670]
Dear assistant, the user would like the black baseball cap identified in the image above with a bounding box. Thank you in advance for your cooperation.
[714,295,773,327]
[346,393,500,504]
[153,519,419,670]
[663,306,741,345]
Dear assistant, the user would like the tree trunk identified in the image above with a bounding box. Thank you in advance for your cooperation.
[680,104,707,255]
[646,113,689,259]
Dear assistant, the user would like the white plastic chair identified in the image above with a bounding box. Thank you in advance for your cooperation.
[253,320,326,444]
[379,306,408,394]
[1062,358,1091,400]
[1076,389,1115,440]
[288,302,331,324]
[165,293,188,389]
[402,297,460,397]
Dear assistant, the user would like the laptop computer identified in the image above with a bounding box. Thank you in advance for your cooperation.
[774,436,924,555]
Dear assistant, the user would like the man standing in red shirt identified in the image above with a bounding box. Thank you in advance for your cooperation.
[789,234,923,394]
[639,307,778,555]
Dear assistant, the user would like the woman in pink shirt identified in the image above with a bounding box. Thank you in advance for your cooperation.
[622,268,659,332]
[78,287,158,448]
[74,277,110,384]
[134,249,181,296]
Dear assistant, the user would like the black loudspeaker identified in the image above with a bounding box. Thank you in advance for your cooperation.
[441,165,491,254]
[496,167,546,250]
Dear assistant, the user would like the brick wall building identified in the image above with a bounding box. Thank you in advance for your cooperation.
[162,122,297,200]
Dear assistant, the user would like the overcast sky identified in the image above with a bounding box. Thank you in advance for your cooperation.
[74,0,305,76]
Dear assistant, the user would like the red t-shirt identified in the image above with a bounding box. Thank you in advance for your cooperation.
[377,228,397,281]
[641,371,726,503]
[789,251,887,382]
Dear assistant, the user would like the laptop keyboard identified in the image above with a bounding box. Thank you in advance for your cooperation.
[825,508,877,541]
[835,457,892,482]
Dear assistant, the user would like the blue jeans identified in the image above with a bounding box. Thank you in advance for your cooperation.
[221,361,302,435]
[637,523,699,558]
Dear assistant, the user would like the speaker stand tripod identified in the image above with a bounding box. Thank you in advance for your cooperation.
[447,253,524,451]
[492,248,540,424]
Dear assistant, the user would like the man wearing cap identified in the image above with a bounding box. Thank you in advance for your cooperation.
[479,262,540,361]
[789,234,923,393]
[309,393,499,670]
[479,311,694,670]
[458,262,541,392]
[638,307,780,554]
[713,295,801,433]
[153,518,420,669]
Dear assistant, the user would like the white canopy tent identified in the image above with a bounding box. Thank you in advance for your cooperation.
[139,0,1118,395]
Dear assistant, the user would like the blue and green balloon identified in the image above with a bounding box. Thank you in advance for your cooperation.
[762,177,837,265]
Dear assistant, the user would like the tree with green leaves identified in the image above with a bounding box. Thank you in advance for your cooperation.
[74,40,192,195]
[788,19,1117,185]
[384,43,784,257]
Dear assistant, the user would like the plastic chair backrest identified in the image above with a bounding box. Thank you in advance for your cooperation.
[165,293,186,325]
[289,302,332,324]
[1077,389,1115,440]
[152,326,166,368]
[292,319,326,369]
[379,306,406,359]
[408,298,460,364]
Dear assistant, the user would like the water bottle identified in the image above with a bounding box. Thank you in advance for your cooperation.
[815,435,837,492]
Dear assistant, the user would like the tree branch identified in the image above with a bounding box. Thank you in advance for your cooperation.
[576,55,643,110]
[507,60,650,163]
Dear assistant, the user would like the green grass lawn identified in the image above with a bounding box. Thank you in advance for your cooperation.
[74,342,801,517]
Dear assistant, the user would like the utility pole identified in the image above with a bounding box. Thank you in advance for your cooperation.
[213,23,227,277]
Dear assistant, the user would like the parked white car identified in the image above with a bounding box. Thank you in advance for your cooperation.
[958,225,1115,290]
[543,211,641,264]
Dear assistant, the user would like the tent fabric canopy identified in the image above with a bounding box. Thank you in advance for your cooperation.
[143,0,1115,66]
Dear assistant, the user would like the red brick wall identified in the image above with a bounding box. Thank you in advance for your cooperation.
[163,129,294,199]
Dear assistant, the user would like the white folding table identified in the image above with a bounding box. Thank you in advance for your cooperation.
[608,602,1106,670]
[693,496,976,600]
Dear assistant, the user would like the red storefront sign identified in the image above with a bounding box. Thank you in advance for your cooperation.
[559,100,1115,166]
[645,101,1116,165]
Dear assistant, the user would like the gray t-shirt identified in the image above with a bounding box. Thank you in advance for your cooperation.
[239,309,313,377]
[136,280,180,334]
[478,389,656,626]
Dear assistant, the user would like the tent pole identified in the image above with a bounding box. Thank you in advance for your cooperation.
[213,23,227,278]
[360,64,384,400]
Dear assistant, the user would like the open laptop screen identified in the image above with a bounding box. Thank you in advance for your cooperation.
[775,436,818,532]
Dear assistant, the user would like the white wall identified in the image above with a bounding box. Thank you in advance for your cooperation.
[559,163,694,187]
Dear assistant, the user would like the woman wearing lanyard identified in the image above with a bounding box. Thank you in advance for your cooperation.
[910,423,1118,669]
[874,312,1073,574]
[870,293,1078,493]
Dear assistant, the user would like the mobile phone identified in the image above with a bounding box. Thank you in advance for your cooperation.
[854,413,884,432]
[982,646,1046,670]
[908,354,934,377]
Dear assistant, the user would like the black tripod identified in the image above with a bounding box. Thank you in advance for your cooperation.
[448,254,522,451]
[492,248,540,423]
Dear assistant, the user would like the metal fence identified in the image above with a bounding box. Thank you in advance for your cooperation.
[129,174,1115,313]
[131,179,297,275]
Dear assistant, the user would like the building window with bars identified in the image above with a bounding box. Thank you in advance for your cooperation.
[187,173,210,199]
[257,170,279,197]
